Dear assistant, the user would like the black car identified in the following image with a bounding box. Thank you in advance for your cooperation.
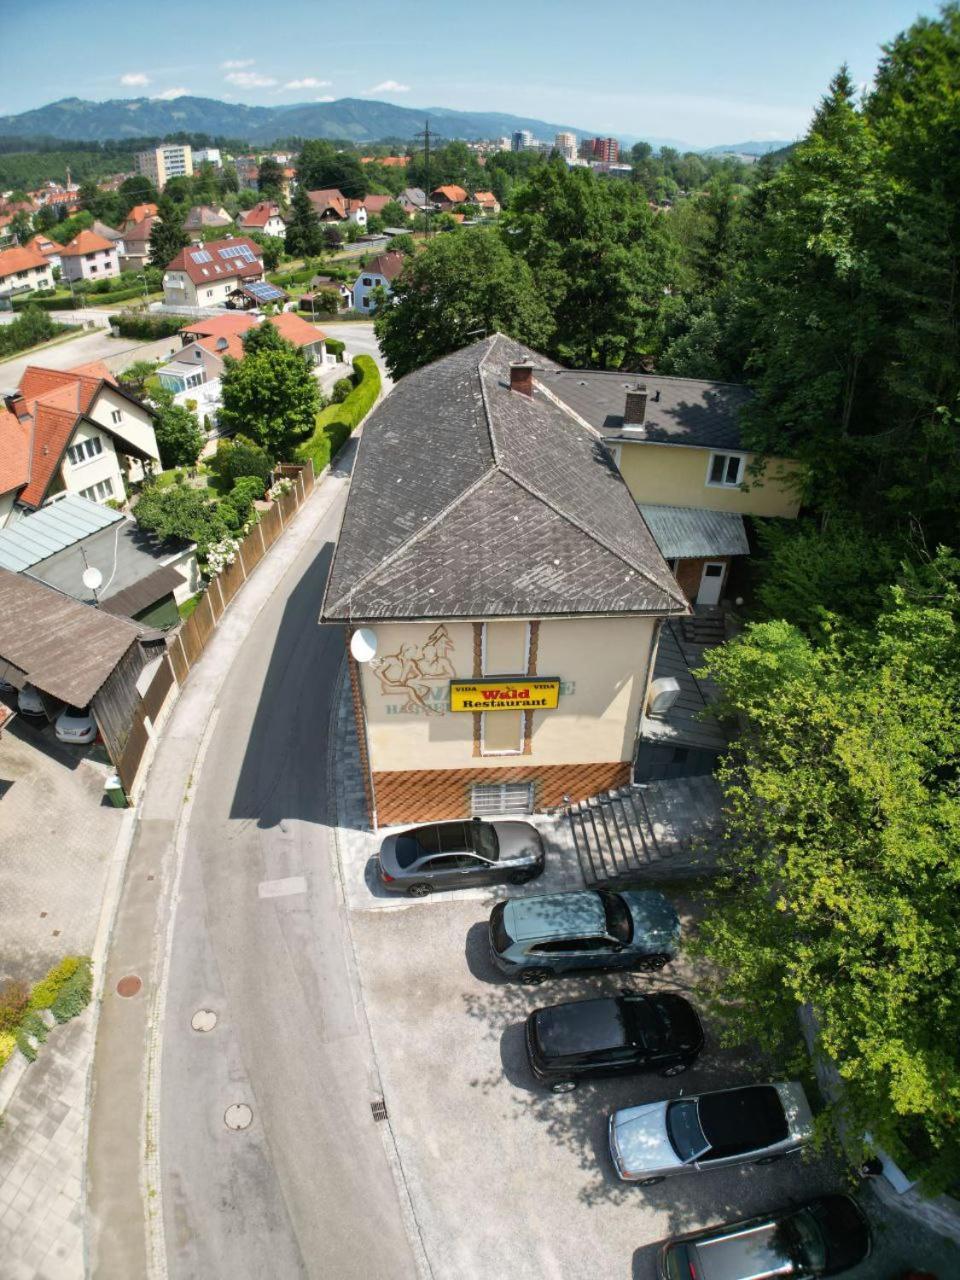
[525,991,704,1093]
[659,1194,872,1280]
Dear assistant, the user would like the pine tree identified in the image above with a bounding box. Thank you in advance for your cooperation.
[148,198,189,269]
[285,185,322,259]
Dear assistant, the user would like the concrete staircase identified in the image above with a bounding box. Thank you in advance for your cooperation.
[568,776,724,886]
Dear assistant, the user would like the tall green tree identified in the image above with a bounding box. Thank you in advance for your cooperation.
[219,328,320,456]
[134,483,228,555]
[149,387,205,468]
[373,227,552,379]
[257,157,284,199]
[285,184,323,258]
[697,567,960,1191]
[502,160,678,367]
[148,198,188,268]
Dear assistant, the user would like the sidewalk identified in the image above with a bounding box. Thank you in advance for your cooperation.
[85,448,355,1279]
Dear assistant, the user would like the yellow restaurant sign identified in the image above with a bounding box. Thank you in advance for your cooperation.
[449,678,561,713]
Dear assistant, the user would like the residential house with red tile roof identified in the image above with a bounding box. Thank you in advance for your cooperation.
[123,203,159,230]
[351,252,405,313]
[58,230,120,284]
[0,362,160,526]
[0,244,55,298]
[184,205,232,232]
[360,156,409,168]
[117,216,156,273]
[470,190,501,214]
[361,194,393,219]
[429,184,468,208]
[237,202,287,238]
[24,233,67,271]
[161,236,264,308]
[156,313,328,396]
[306,189,368,228]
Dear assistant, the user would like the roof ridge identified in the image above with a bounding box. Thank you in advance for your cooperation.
[478,357,687,609]
[476,334,503,469]
[323,463,498,616]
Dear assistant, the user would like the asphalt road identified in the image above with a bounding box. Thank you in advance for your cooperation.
[158,459,418,1280]
[321,319,393,391]
[0,323,179,389]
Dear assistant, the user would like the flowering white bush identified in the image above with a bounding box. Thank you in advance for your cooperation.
[205,536,241,577]
[267,477,294,501]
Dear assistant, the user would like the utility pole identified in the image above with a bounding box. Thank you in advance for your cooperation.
[415,119,432,236]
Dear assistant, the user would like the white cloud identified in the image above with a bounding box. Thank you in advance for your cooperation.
[315,95,335,103]
[152,87,189,100]
[283,77,331,90]
[366,80,410,94]
[225,70,277,88]
[120,72,150,87]
[221,59,255,70]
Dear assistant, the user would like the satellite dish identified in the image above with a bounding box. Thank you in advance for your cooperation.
[82,566,103,592]
[350,628,378,663]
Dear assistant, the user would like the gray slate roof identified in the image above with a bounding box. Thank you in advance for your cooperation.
[544,369,752,451]
[0,567,148,705]
[321,335,688,622]
[0,496,121,572]
[637,505,750,561]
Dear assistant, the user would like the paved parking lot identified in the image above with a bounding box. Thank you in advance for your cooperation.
[350,892,853,1280]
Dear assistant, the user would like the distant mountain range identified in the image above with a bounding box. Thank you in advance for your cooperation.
[0,95,789,156]
[700,140,791,157]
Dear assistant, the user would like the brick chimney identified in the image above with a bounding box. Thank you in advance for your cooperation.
[509,361,534,397]
[624,383,648,428]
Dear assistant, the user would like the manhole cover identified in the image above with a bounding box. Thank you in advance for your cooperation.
[116,975,142,998]
[191,1009,218,1032]
[224,1103,253,1131]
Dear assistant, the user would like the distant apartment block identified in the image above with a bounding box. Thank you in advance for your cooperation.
[589,136,620,164]
[554,131,578,161]
[193,147,222,169]
[511,129,535,152]
[136,144,194,190]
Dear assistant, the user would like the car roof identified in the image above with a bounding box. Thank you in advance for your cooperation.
[503,892,605,942]
[619,890,679,937]
[693,1222,787,1280]
[698,1085,787,1152]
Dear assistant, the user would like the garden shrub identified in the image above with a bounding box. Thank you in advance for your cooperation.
[28,957,82,1012]
[294,355,380,472]
[221,475,265,527]
[325,337,345,360]
[0,1029,16,1070]
[0,980,29,1033]
[209,435,273,488]
[331,377,353,403]
[109,312,186,339]
[49,957,92,1024]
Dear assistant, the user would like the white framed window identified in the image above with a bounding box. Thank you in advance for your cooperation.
[111,409,122,424]
[79,477,114,502]
[706,451,745,488]
[471,782,534,816]
[67,436,103,467]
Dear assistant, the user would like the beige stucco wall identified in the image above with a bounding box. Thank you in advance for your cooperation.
[88,387,161,463]
[59,424,124,502]
[359,615,658,774]
[0,263,53,297]
[615,441,802,518]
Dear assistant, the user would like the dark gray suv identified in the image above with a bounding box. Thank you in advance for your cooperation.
[378,819,545,896]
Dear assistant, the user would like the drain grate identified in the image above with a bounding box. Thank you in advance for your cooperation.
[370,1099,388,1123]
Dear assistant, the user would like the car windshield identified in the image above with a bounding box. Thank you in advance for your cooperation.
[469,821,499,861]
[599,892,633,944]
[666,1099,709,1162]
[786,1212,827,1271]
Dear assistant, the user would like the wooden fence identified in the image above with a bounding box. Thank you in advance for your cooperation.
[115,459,316,792]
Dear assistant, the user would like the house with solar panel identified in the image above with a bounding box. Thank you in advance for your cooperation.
[162,236,265,308]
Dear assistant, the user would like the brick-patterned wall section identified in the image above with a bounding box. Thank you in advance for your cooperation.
[373,760,631,825]
[347,642,376,827]
[674,556,730,601]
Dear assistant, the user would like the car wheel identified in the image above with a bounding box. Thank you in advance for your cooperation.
[406,883,432,898]
[660,1062,688,1077]
[636,1176,665,1187]
[550,1080,577,1095]
[519,969,548,986]
[634,953,670,973]
[754,1154,785,1166]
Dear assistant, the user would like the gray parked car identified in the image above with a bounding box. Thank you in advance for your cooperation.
[609,1081,813,1185]
[488,889,680,984]
[378,819,544,896]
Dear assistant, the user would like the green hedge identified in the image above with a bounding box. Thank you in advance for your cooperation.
[295,354,380,472]
[324,337,345,359]
[109,312,186,339]
[12,285,145,311]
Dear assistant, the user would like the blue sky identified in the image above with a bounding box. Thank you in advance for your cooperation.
[3,0,937,146]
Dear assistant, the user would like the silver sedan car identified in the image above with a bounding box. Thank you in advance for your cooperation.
[378,818,545,896]
[609,1081,813,1185]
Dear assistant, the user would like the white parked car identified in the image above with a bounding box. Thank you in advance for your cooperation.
[17,684,46,718]
[55,705,97,745]
[609,1082,813,1185]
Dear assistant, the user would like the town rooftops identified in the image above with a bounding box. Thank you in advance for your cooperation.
[637,504,750,561]
[0,566,151,707]
[119,217,156,246]
[237,201,284,229]
[184,205,232,229]
[91,220,123,243]
[174,312,324,361]
[361,195,392,215]
[0,494,121,572]
[59,229,116,257]
[165,237,263,284]
[431,184,467,203]
[544,369,753,452]
[180,313,256,341]
[0,244,49,279]
[321,335,688,623]
[124,203,158,226]
[25,233,66,258]
[360,252,404,283]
